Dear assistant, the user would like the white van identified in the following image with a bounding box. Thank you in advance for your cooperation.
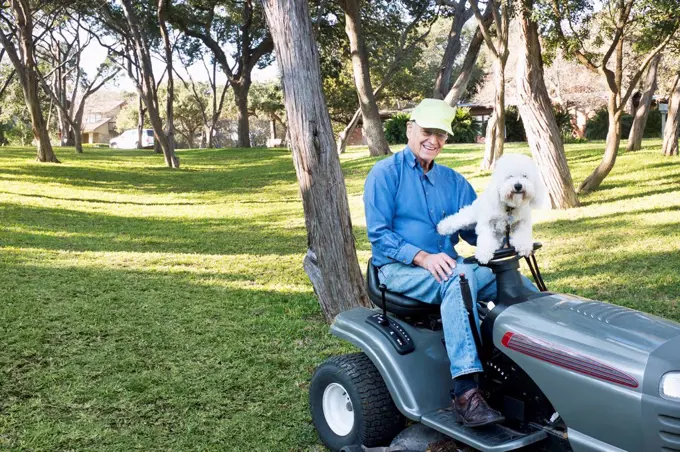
[110,129,155,149]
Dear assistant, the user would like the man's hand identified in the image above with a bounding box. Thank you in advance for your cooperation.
[413,251,457,283]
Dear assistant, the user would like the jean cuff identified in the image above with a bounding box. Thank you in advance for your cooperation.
[450,367,484,380]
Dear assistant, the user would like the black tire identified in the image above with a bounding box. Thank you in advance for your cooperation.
[310,353,406,451]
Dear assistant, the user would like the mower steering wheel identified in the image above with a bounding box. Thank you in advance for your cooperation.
[463,242,542,266]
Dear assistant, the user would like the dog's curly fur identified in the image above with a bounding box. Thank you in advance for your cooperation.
[437,154,546,264]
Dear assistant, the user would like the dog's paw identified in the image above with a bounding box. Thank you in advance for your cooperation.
[437,216,458,235]
[513,239,534,257]
[475,248,495,265]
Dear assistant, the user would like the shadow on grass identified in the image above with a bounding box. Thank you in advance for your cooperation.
[0,203,307,256]
[0,148,299,195]
[0,261,335,451]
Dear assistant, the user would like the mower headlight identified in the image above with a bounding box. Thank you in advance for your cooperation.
[660,373,680,401]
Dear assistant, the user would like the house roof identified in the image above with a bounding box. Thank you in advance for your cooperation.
[82,117,112,133]
[79,91,127,115]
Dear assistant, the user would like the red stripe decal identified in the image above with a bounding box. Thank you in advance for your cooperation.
[501,331,638,388]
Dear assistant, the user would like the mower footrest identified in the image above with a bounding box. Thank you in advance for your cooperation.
[421,408,547,452]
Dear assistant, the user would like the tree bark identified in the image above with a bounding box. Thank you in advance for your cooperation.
[232,79,251,148]
[627,53,661,152]
[578,37,625,194]
[341,0,391,157]
[261,0,370,322]
[0,0,59,162]
[580,94,623,193]
[433,0,472,99]
[662,72,680,157]
[481,56,506,170]
[443,9,491,106]
[158,0,178,166]
[470,0,507,170]
[516,0,578,209]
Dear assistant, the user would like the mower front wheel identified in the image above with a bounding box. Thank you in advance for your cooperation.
[310,353,406,451]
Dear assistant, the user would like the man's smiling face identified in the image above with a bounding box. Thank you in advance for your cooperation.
[406,121,448,170]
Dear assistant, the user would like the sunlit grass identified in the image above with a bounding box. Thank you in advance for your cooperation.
[1,141,679,450]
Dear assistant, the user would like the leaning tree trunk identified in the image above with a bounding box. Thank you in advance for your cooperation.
[337,108,362,154]
[579,94,622,193]
[232,79,251,148]
[433,0,471,99]
[662,73,680,157]
[443,18,487,106]
[261,0,370,322]
[341,0,391,157]
[481,56,506,170]
[627,53,661,152]
[516,0,578,209]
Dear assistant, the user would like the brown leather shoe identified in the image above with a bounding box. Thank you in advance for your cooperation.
[454,388,504,427]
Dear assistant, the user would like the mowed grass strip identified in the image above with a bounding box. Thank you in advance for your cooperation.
[0,141,679,450]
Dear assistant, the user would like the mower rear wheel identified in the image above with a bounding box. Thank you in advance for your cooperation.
[310,353,406,451]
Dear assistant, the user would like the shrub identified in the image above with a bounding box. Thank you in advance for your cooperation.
[384,112,410,144]
[505,106,526,142]
[585,107,634,140]
[448,107,480,144]
[643,108,663,138]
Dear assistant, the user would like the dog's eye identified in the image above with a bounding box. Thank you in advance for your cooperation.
[522,174,528,178]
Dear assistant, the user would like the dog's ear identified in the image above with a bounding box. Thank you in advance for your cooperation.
[486,169,504,211]
[531,174,550,209]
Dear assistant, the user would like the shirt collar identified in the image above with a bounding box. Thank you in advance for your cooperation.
[404,146,439,184]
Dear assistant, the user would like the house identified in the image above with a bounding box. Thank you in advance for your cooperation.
[80,92,127,144]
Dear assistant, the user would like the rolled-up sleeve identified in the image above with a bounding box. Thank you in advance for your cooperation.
[364,166,421,265]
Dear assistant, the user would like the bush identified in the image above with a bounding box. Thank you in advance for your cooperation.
[505,106,526,142]
[384,112,410,144]
[553,106,574,140]
[448,107,480,144]
[643,108,663,138]
[585,107,634,140]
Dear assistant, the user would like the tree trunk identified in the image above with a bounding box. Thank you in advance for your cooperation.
[3,0,59,163]
[443,18,487,106]
[341,0,391,157]
[337,108,362,154]
[232,80,251,148]
[627,53,661,151]
[579,96,622,193]
[261,0,370,322]
[481,56,505,170]
[158,0,179,167]
[137,95,145,149]
[516,0,578,209]
[73,122,84,154]
[662,73,680,157]
[433,0,471,99]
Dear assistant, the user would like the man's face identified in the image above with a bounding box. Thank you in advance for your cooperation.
[406,121,448,168]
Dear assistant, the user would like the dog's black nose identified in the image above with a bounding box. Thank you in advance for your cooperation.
[514,183,523,192]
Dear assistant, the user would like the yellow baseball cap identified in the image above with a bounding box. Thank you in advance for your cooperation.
[410,99,457,135]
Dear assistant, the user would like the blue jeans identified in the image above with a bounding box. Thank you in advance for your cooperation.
[378,257,538,379]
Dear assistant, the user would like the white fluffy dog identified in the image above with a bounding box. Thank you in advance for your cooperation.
[437,154,546,264]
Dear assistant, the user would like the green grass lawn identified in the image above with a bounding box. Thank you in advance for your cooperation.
[0,141,678,451]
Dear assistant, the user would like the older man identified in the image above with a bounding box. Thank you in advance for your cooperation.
[363,98,537,427]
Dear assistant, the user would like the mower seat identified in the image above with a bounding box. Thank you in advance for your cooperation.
[366,259,440,317]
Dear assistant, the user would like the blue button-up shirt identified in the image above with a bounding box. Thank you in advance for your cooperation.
[364,147,478,267]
